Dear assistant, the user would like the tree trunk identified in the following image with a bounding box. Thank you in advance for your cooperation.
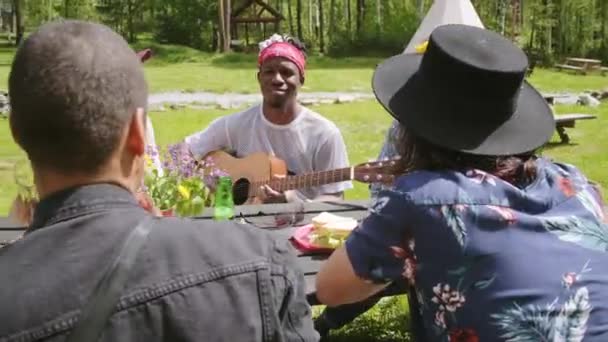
[308,0,313,37]
[602,0,607,59]
[328,0,335,41]
[127,0,135,42]
[318,0,324,53]
[287,0,294,35]
[296,0,302,39]
[499,0,506,35]
[218,0,226,52]
[64,0,69,18]
[224,0,231,52]
[346,0,352,37]
[376,0,382,34]
[13,0,22,45]
[356,0,364,34]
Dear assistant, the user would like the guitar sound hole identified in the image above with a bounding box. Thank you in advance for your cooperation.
[232,178,250,205]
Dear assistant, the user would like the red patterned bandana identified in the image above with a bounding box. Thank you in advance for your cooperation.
[258,42,306,78]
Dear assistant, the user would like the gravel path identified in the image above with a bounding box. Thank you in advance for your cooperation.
[148,91,375,111]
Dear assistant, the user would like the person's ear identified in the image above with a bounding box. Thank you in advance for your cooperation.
[257,70,262,83]
[126,107,146,157]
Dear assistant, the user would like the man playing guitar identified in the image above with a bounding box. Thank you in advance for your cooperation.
[184,34,352,203]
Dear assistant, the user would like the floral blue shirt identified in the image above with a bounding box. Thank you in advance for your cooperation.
[346,158,608,341]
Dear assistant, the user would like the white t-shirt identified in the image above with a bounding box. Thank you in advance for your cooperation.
[185,104,353,199]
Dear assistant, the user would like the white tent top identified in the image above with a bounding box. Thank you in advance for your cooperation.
[404,0,484,54]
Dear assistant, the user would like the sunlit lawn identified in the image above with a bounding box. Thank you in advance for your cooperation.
[0,43,604,93]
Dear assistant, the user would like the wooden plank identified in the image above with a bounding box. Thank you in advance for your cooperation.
[0,201,370,229]
[553,114,597,144]
[566,57,601,64]
[232,17,281,23]
[555,114,596,123]
[555,64,584,71]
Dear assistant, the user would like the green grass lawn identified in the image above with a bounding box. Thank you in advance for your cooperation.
[0,43,604,93]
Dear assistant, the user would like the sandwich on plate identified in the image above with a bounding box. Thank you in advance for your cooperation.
[308,212,358,249]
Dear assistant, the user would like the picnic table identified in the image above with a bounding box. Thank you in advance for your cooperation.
[554,113,597,144]
[555,57,607,75]
[542,95,597,144]
[0,200,373,305]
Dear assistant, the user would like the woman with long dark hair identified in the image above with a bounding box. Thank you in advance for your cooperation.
[316,24,608,341]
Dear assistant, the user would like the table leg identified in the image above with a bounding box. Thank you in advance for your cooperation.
[556,126,570,144]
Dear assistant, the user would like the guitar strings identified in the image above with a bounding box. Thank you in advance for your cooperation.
[229,169,352,196]
[206,159,398,198]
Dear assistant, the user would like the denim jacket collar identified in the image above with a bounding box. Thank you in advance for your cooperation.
[30,183,140,231]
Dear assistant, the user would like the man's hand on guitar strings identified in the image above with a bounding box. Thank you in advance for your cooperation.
[259,174,288,203]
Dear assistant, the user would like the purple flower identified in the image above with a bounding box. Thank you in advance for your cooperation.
[145,144,160,157]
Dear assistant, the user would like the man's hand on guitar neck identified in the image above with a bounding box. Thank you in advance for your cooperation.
[259,174,289,203]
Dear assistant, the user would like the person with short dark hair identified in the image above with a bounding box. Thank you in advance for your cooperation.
[316,24,608,341]
[2,20,318,341]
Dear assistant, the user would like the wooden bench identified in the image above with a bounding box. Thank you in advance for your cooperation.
[554,113,597,144]
[555,64,586,74]
[555,57,604,75]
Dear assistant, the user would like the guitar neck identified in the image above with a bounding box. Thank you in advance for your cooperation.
[250,167,354,192]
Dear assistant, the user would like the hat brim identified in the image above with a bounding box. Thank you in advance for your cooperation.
[372,54,555,156]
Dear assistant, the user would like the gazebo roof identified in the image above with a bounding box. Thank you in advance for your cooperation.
[232,0,285,24]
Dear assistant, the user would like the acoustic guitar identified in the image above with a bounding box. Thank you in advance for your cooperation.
[203,150,401,205]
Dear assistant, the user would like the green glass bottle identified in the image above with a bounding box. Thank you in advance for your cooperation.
[214,176,234,220]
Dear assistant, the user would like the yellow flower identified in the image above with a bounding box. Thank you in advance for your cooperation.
[144,154,153,169]
[177,185,191,200]
[415,40,429,54]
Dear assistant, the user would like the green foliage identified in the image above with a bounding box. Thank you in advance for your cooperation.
[143,144,213,216]
[153,0,217,50]
[144,168,209,216]
[10,0,608,61]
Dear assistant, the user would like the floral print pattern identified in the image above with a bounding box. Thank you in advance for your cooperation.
[492,262,593,342]
[346,158,608,341]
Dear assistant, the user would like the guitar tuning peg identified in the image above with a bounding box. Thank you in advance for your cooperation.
[363,175,370,181]
[378,162,383,167]
[376,174,383,181]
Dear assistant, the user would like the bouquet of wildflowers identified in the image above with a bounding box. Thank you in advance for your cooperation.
[143,144,227,217]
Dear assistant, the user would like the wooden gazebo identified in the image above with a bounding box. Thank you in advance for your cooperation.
[231,0,285,47]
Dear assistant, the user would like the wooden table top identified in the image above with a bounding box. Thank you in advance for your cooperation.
[0,200,371,303]
[566,57,601,64]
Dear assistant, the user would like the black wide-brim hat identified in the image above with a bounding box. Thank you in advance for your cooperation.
[373,24,555,156]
